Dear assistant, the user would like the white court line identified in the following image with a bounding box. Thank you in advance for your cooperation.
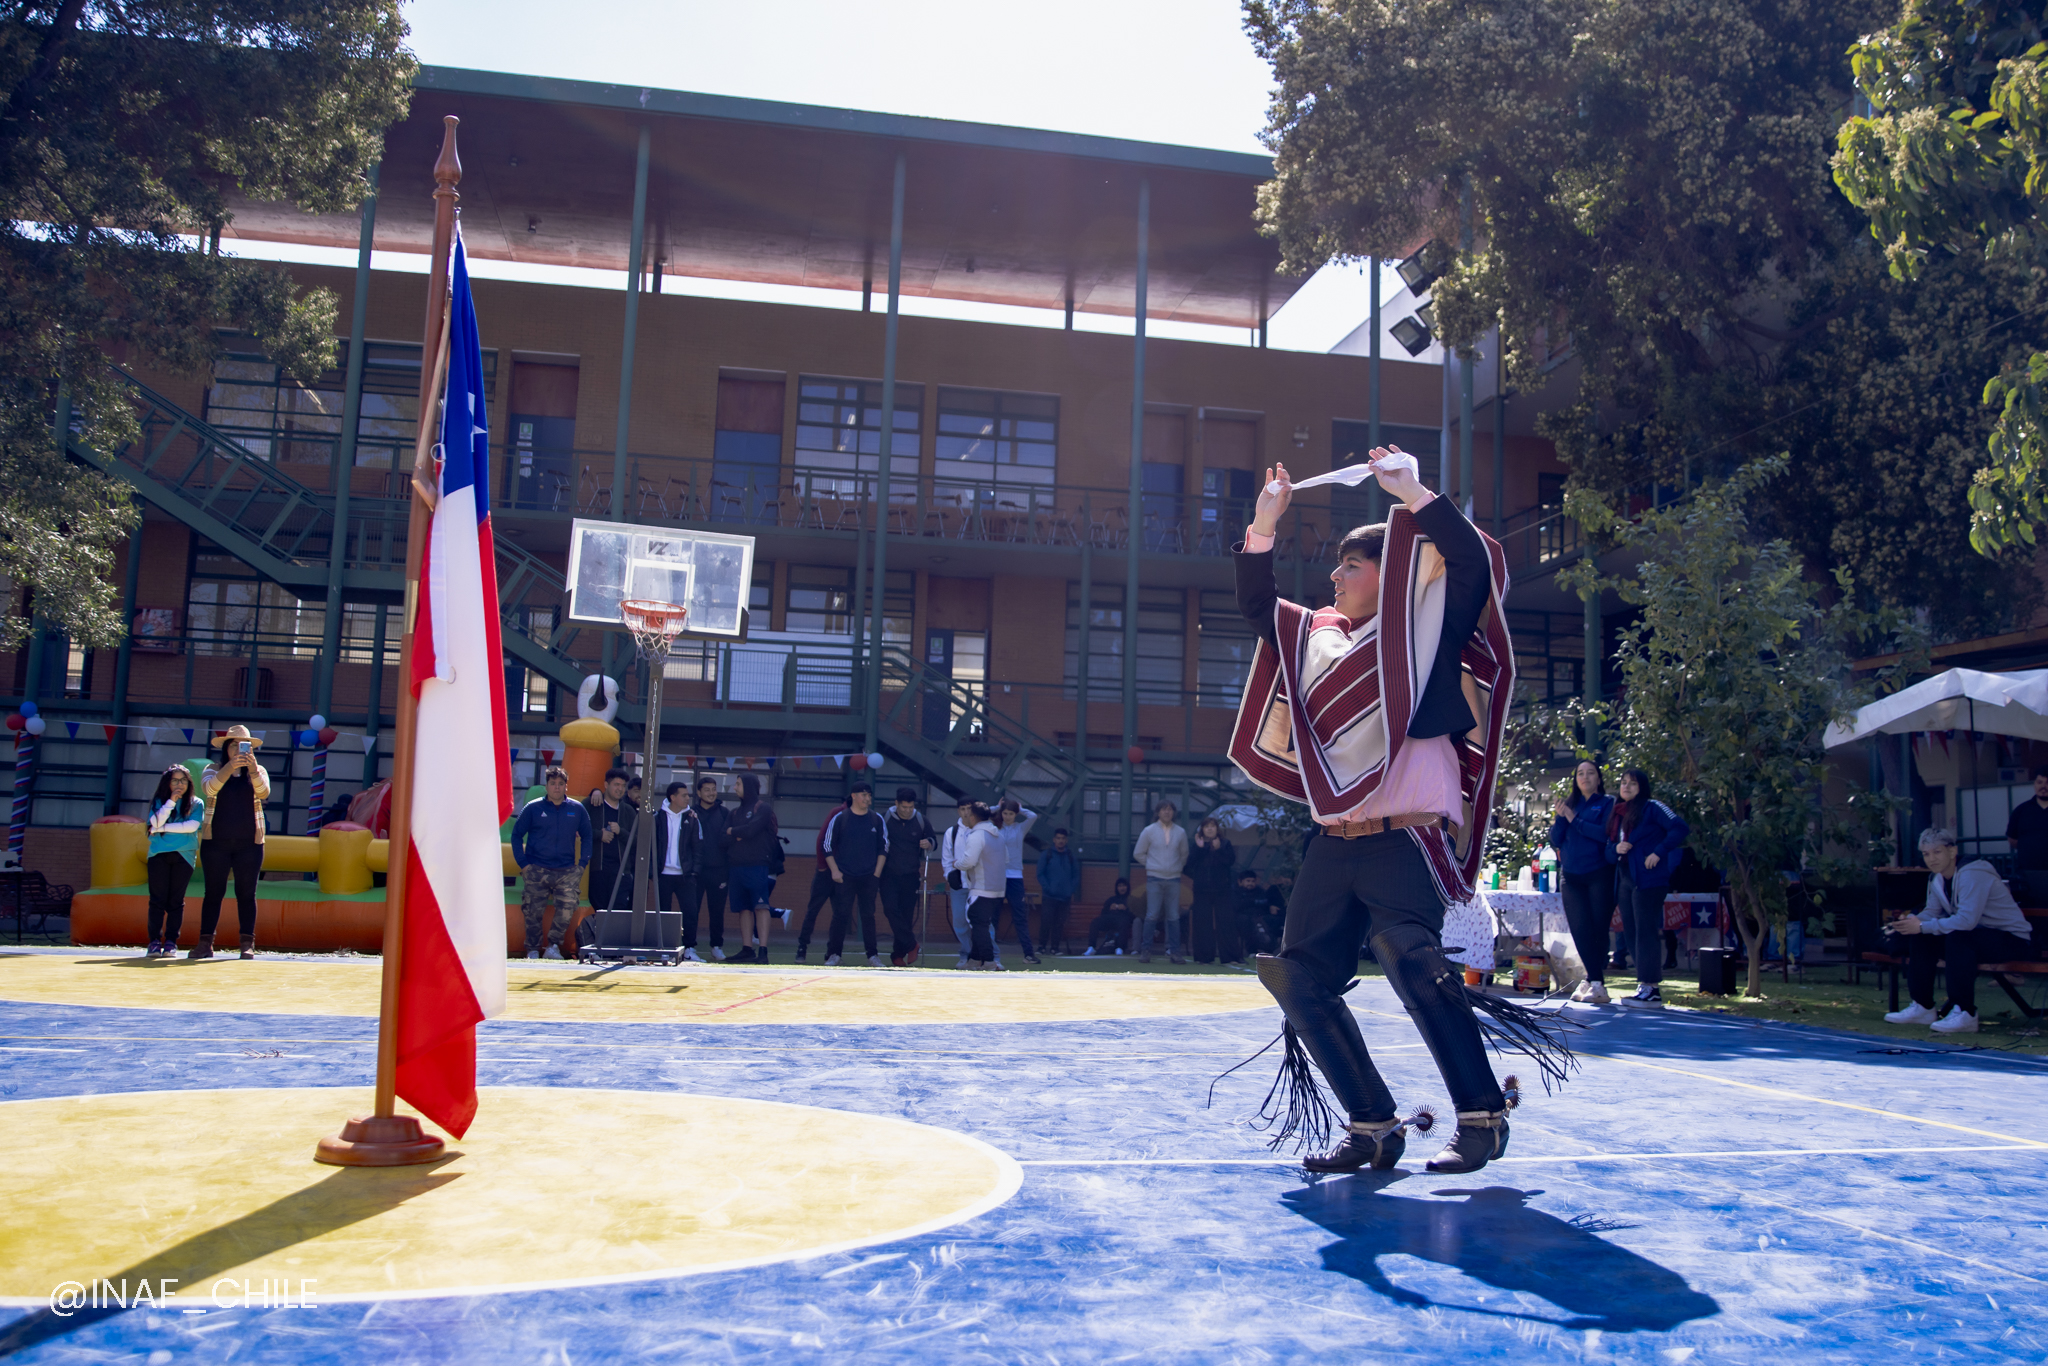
[0,1045,83,1052]
[1018,1144,2046,1167]
[1738,1190,2048,1287]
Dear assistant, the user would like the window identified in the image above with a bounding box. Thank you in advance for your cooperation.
[1196,590,1255,708]
[203,339,484,472]
[666,565,772,682]
[187,546,394,663]
[935,388,1057,489]
[1063,584,1185,704]
[785,566,911,644]
[1142,462,1185,552]
[1329,421,1442,530]
[712,375,784,524]
[794,377,923,496]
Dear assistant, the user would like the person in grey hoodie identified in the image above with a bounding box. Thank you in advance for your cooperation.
[1884,827,2040,1034]
[1132,801,1190,963]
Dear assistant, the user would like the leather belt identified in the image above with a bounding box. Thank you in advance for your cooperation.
[1322,813,1446,839]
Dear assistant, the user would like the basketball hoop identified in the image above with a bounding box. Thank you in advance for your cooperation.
[620,598,688,661]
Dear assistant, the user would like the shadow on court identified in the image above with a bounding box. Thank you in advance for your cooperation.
[1282,1171,1719,1332]
[0,1160,462,1359]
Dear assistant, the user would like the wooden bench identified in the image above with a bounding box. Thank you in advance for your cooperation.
[1861,905,2048,1018]
[3,870,75,933]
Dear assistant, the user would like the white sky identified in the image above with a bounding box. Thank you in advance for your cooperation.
[229,0,1402,353]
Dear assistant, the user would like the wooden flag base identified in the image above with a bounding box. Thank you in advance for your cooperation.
[314,1113,447,1167]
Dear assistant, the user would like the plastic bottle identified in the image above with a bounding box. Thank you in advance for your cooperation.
[1538,845,1558,894]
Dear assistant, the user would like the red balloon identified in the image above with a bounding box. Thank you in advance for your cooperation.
[317,727,339,748]
[3,714,20,732]
[1127,746,1145,766]
[849,753,869,771]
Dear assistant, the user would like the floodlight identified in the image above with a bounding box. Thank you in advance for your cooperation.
[1390,315,1433,356]
[1396,244,1446,295]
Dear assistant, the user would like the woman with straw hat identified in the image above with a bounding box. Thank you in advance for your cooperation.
[193,724,271,960]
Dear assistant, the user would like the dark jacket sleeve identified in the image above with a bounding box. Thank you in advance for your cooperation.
[1407,496,1491,740]
[1235,546,1281,653]
[510,803,533,866]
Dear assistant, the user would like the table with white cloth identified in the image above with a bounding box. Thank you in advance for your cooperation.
[1444,888,1725,983]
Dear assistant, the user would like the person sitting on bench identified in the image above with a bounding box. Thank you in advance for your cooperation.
[1883,827,2036,1034]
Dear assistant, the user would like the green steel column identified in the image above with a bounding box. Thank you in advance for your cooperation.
[1077,508,1091,788]
[1457,180,1474,514]
[1120,179,1149,878]
[864,152,906,756]
[103,532,143,813]
[315,162,380,721]
[1368,255,1382,523]
[1583,585,1602,750]
[610,126,651,520]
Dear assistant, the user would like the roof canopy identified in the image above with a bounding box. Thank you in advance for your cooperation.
[1824,668,2048,747]
[224,66,1305,330]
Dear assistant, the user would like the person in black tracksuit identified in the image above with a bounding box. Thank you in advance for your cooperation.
[690,776,731,958]
[795,801,847,962]
[881,786,935,965]
[587,768,638,911]
[823,782,889,964]
[727,772,779,962]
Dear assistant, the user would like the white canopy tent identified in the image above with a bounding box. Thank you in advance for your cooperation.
[1826,667,2048,862]
[1824,668,2048,748]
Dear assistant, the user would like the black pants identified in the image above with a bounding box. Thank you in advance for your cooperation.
[198,837,262,940]
[1890,925,2038,1014]
[147,852,193,943]
[1088,911,1131,953]
[829,874,880,957]
[693,870,727,947]
[1620,877,1668,986]
[967,894,1005,963]
[1190,886,1242,963]
[796,871,836,950]
[1560,867,1616,984]
[1036,896,1071,953]
[1277,830,1504,1115]
[658,872,695,944]
[590,860,633,911]
[880,871,922,958]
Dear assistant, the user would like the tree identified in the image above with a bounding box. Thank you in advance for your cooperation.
[1834,2,2048,555]
[1244,0,2039,638]
[1563,459,1902,998]
[0,3,413,649]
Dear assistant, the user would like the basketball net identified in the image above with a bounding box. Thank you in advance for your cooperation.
[620,598,688,662]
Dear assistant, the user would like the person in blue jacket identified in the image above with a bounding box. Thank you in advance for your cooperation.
[1606,768,1689,1007]
[1548,760,1618,1005]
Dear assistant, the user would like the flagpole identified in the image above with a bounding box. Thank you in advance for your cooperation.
[317,115,461,1167]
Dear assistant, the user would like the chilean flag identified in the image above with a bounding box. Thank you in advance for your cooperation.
[396,228,513,1138]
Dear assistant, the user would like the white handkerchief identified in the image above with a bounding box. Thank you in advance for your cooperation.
[1270,450,1419,494]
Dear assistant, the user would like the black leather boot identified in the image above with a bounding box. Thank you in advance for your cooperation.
[1251,954,1397,1150]
[1426,1109,1511,1173]
[188,933,215,960]
[1305,1117,1406,1173]
[239,934,257,960]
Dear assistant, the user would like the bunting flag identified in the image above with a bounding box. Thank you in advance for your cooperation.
[102,725,117,743]
[142,727,157,746]
[182,728,194,744]
[362,733,378,754]
[63,722,77,739]
[395,227,512,1141]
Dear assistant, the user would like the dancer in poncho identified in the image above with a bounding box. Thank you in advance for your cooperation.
[1230,453,1564,1174]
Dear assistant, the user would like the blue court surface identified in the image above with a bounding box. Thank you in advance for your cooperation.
[2,951,2044,1364]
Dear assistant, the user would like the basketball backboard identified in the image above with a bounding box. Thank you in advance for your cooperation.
[565,519,755,637]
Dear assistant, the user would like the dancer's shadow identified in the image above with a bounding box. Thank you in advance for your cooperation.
[1282,1172,1718,1332]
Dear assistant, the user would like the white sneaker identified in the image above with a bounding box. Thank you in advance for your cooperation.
[1114,948,1124,956]
[683,948,703,963]
[1583,981,1611,1005]
[1883,1001,1938,1025]
[1083,947,1097,956]
[711,946,726,962]
[1568,979,1592,1003]
[543,946,563,960]
[825,954,841,966]
[867,954,883,967]
[526,949,540,960]
[1930,1005,1979,1034]
[986,960,1007,971]
[955,956,969,969]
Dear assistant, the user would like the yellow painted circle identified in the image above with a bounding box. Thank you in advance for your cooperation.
[0,953,1270,1025]
[0,1087,1018,1301]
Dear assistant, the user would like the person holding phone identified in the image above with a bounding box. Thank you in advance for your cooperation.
[1549,760,1618,1005]
[144,764,204,957]
[1606,768,1689,1008]
[196,725,270,959]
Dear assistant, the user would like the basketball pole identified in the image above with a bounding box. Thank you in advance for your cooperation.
[316,115,460,1167]
[628,636,665,947]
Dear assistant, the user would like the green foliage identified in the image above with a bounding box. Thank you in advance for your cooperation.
[1835,2,2048,554]
[0,3,412,649]
[1484,695,1586,876]
[1245,0,2036,638]
[1562,458,1903,996]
